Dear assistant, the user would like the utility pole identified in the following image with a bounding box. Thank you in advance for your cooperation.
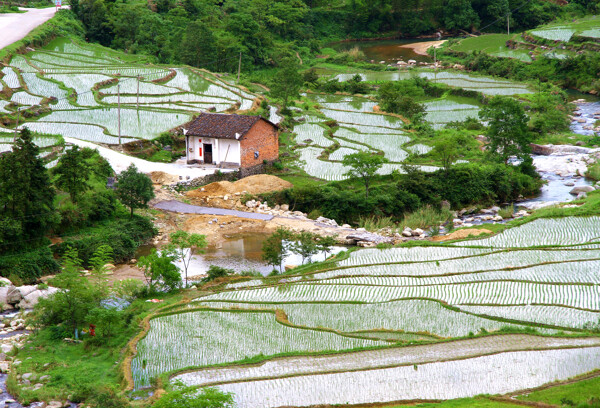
[13,109,19,142]
[434,46,437,83]
[117,83,121,145]
[136,75,140,110]
[237,52,242,84]
[507,13,510,36]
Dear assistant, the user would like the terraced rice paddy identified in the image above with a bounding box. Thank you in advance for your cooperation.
[128,216,600,406]
[0,38,258,144]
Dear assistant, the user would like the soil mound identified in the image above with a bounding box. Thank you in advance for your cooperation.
[149,171,179,185]
[432,228,493,242]
[186,175,292,198]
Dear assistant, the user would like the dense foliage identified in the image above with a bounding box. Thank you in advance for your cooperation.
[70,0,578,70]
[262,162,540,224]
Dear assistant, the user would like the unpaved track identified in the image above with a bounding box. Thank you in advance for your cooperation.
[154,200,274,221]
[174,335,600,387]
[0,8,58,50]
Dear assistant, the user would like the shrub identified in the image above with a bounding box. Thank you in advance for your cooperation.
[0,247,59,283]
[202,265,235,283]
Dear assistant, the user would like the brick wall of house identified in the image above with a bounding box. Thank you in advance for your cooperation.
[240,119,278,168]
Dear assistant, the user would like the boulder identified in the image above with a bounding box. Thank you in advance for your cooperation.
[0,278,11,287]
[7,285,37,305]
[577,192,588,200]
[0,286,11,310]
[18,287,59,309]
[570,185,595,195]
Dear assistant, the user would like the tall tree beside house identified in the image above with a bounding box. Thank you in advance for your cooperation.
[0,127,56,251]
[115,164,154,217]
[53,145,91,203]
[270,57,303,110]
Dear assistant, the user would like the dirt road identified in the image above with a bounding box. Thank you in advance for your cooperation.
[0,8,59,51]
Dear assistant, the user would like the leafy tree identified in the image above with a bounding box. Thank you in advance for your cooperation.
[201,265,234,283]
[292,231,319,265]
[179,20,217,68]
[478,96,533,164]
[444,0,480,31]
[432,132,472,171]
[0,127,56,251]
[153,384,234,408]
[115,164,154,217]
[316,235,337,259]
[53,145,91,203]
[35,247,107,336]
[86,307,121,339]
[137,248,181,292]
[270,57,303,109]
[261,227,294,273]
[342,151,388,198]
[377,82,425,120]
[167,230,207,287]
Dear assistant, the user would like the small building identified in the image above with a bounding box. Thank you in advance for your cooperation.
[184,113,279,175]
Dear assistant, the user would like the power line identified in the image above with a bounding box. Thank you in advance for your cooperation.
[478,0,533,34]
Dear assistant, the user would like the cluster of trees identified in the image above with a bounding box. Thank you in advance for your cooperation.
[69,0,585,72]
[0,128,156,281]
[262,228,336,273]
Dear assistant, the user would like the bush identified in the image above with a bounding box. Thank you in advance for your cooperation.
[202,265,234,283]
[0,246,59,283]
[54,216,156,267]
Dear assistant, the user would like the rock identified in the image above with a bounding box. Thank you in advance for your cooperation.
[7,285,37,305]
[453,219,463,225]
[357,241,377,247]
[480,209,494,215]
[564,181,575,186]
[412,228,424,236]
[577,192,588,199]
[490,206,501,212]
[493,215,503,221]
[341,224,351,229]
[0,361,10,373]
[570,185,595,195]
[0,353,7,362]
[18,287,59,309]
[402,227,413,237]
[40,375,50,382]
[22,372,33,380]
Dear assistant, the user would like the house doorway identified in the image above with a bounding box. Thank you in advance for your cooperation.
[203,143,213,164]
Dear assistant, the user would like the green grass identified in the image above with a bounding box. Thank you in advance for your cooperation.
[517,372,600,406]
[390,397,521,408]
[401,205,454,230]
[450,34,515,53]
[11,293,186,404]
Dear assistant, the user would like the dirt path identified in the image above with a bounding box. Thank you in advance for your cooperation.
[154,200,274,221]
[173,335,600,387]
[0,7,59,51]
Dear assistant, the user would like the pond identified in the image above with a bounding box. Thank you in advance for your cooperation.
[138,234,347,279]
[329,39,435,63]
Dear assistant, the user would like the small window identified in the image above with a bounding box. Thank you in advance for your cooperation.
[254,151,259,159]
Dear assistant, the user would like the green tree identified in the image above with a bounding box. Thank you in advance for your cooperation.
[53,145,91,203]
[478,96,533,164]
[179,20,217,68]
[137,248,181,292]
[35,247,107,336]
[261,227,294,273]
[86,307,121,339]
[0,127,56,251]
[291,231,319,265]
[153,384,234,408]
[270,57,303,109]
[166,230,207,287]
[444,0,480,31]
[342,151,388,198]
[115,164,154,217]
[317,235,337,259]
[377,82,425,120]
[432,135,460,171]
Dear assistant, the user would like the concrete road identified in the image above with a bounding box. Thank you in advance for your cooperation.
[0,7,59,51]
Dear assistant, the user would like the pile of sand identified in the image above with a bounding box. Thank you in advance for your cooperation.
[149,171,180,185]
[186,175,293,198]
[432,228,493,242]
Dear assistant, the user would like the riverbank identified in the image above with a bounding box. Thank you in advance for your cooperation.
[399,40,446,56]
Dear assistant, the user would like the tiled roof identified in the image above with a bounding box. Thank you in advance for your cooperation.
[185,113,275,139]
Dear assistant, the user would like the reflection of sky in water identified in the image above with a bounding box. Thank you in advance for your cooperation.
[173,234,346,278]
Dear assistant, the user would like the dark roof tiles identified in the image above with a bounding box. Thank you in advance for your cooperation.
[186,113,275,140]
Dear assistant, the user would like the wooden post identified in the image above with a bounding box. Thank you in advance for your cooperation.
[117,83,121,145]
[136,75,140,110]
[237,52,242,84]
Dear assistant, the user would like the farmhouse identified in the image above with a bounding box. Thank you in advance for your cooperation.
[184,113,279,175]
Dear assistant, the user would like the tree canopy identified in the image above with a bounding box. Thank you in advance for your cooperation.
[342,151,388,198]
[115,164,155,217]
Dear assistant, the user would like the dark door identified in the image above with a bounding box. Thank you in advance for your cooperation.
[203,143,213,164]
